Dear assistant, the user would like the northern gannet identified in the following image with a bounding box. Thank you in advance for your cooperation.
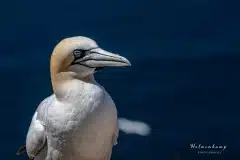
[17,36,131,160]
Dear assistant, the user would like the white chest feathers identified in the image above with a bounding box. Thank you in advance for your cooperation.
[46,80,117,137]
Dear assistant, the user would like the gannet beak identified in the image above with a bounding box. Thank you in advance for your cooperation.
[80,48,131,68]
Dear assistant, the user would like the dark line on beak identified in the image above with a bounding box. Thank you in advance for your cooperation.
[71,62,95,68]
[70,47,100,66]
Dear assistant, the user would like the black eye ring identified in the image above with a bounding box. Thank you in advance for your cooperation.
[73,49,86,60]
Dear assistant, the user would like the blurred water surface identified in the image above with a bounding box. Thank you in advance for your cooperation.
[1,0,240,159]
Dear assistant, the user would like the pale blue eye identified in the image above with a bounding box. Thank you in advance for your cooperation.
[73,49,86,59]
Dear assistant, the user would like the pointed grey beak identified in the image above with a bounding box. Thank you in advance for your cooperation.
[80,48,131,68]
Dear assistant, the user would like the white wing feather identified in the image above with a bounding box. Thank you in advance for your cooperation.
[26,112,46,158]
[25,95,54,158]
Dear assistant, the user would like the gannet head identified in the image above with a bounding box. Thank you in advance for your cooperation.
[51,36,131,79]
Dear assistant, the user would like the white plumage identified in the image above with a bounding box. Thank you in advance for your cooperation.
[17,36,131,160]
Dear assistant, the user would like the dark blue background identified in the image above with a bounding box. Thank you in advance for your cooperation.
[1,0,240,159]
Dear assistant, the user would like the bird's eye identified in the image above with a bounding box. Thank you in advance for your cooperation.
[73,49,86,60]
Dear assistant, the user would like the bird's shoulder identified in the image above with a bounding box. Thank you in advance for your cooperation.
[35,94,56,123]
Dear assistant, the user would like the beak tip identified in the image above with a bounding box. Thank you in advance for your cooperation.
[121,57,131,66]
